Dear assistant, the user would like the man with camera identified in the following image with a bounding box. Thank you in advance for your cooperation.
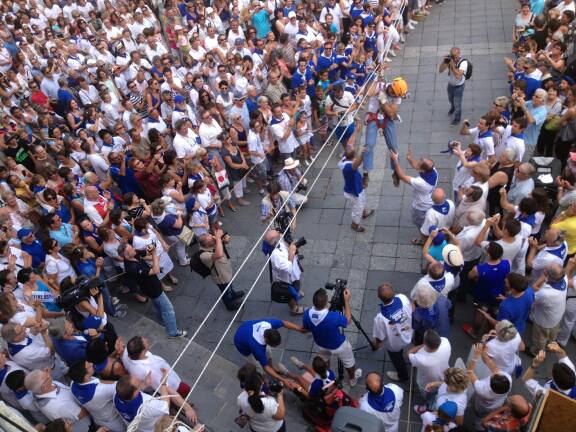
[438,47,468,126]
[264,229,305,315]
[337,147,374,233]
[122,243,187,338]
[302,287,363,387]
[261,182,297,243]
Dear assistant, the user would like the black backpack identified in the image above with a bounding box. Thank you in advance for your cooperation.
[190,250,214,278]
[458,58,473,80]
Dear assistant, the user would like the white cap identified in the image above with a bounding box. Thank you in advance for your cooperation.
[288,11,297,18]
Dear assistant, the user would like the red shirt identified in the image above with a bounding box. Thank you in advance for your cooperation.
[31,90,49,106]
[134,169,162,201]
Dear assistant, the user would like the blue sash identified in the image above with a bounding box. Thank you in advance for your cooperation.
[431,201,450,215]
[7,338,32,357]
[550,381,576,399]
[114,392,144,423]
[547,243,567,260]
[379,297,405,324]
[517,213,536,227]
[420,169,438,186]
[71,379,98,404]
[548,278,567,291]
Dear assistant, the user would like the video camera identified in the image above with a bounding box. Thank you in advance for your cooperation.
[325,278,347,312]
[56,276,104,310]
[293,237,307,249]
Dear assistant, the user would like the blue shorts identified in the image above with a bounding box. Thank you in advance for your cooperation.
[335,123,355,145]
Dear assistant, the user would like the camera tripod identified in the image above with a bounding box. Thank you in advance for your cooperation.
[329,304,377,384]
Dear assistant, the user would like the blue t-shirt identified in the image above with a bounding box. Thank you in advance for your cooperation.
[233,319,284,366]
[340,160,363,197]
[109,166,142,195]
[157,214,182,237]
[497,287,535,333]
[474,260,511,305]
[252,9,271,39]
[302,309,347,350]
[21,240,46,268]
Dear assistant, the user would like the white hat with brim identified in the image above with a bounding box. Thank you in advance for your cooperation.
[284,157,300,170]
[442,244,464,267]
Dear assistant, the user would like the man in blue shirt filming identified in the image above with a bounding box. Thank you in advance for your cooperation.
[302,288,363,387]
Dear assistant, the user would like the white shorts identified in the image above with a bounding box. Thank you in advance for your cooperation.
[319,339,355,369]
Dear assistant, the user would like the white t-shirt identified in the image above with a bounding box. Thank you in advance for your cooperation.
[435,383,468,417]
[237,392,283,432]
[72,378,125,432]
[448,59,468,86]
[270,113,298,154]
[409,174,437,211]
[45,253,77,285]
[409,338,451,388]
[173,130,200,159]
[248,129,265,164]
[415,272,455,298]
[199,120,223,149]
[359,384,403,432]
[531,243,568,280]
[501,125,525,162]
[420,200,455,235]
[532,280,568,328]
[486,333,522,375]
[372,294,413,352]
[326,91,356,126]
[121,392,169,432]
[473,373,512,412]
[456,221,486,261]
[468,127,495,160]
[122,350,181,390]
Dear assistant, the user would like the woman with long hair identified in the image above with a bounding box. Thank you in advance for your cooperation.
[237,371,286,432]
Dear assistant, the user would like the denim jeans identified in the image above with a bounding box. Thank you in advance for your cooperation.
[364,120,377,172]
[152,292,179,336]
[383,119,399,168]
[217,282,238,308]
[447,83,465,122]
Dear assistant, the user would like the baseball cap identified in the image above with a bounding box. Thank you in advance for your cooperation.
[235,37,245,45]
[438,401,457,420]
[17,228,33,239]
[428,225,445,246]
[288,11,297,18]
[174,95,185,104]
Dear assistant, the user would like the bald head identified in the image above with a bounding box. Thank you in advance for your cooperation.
[264,229,281,245]
[508,395,530,419]
[85,185,99,200]
[544,228,563,245]
[432,188,446,205]
[419,158,434,173]
[365,372,382,393]
[545,263,565,282]
[377,283,394,303]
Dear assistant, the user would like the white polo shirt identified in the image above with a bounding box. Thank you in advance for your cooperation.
[71,378,125,432]
[409,337,451,388]
[173,130,200,159]
[409,171,437,211]
[122,350,181,391]
[486,333,522,376]
[532,279,568,328]
[473,373,512,412]
[116,392,169,432]
[199,120,223,149]
[468,127,495,160]
[531,242,568,280]
[501,125,525,162]
[372,294,413,352]
[35,382,90,431]
[6,333,53,371]
[359,383,404,432]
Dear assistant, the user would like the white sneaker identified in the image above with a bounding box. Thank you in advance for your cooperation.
[409,19,418,25]
[389,50,397,57]
[349,368,363,387]
[277,363,290,375]
[386,371,401,381]
[407,23,416,30]
[384,57,393,63]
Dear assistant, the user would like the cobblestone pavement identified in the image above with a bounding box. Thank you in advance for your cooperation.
[115,1,576,430]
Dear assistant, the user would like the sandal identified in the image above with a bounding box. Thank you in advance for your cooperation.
[351,223,365,232]
[362,209,374,219]
[290,306,305,316]
[411,238,425,245]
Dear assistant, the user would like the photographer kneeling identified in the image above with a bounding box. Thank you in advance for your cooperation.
[264,229,304,315]
[302,287,363,387]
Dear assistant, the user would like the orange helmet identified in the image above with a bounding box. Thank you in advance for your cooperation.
[389,77,408,98]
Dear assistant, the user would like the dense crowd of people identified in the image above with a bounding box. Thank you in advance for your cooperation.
[1,0,576,431]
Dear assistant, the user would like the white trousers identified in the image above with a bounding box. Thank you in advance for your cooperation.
[344,191,366,225]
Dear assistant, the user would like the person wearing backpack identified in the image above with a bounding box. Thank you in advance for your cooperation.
[197,228,245,311]
[438,47,471,126]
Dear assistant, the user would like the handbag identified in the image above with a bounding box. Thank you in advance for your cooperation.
[544,115,562,132]
[271,281,293,303]
[178,225,195,246]
[214,169,230,190]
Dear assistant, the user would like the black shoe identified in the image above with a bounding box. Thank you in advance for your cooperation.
[448,108,455,115]
[392,172,400,187]
[451,120,459,126]
[226,300,242,311]
[232,290,245,299]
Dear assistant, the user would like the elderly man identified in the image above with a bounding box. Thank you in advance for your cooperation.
[420,188,455,239]
[359,372,404,432]
[264,229,304,315]
[198,228,245,311]
[83,185,114,226]
[269,103,298,160]
[507,162,535,205]
[390,148,438,236]
[372,283,413,382]
[25,368,91,431]
[526,228,568,280]
[453,185,485,229]
[114,374,197,431]
[529,263,568,356]
[438,47,469,125]
[520,88,548,147]
[276,158,308,207]
[326,83,358,148]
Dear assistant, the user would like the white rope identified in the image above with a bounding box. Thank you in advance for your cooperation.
[163,2,410,428]
[127,2,409,430]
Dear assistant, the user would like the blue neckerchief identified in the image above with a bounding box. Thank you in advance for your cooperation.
[478,129,492,139]
[517,213,536,227]
[0,365,8,385]
[417,303,439,328]
[367,387,396,413]
[420,169,438,186]
[379,297,404,324]
[262,240,275,256]
[547,243,567,260]
[431,200,450,215]
[93,358,108,374]
[14,389,27,400]
[71,379,98,404]
[456,155,481,171]
[114,392,144,423]
[270,116,284,125]
[7,338,32,357]
[511,132,525,139]
[548,278,567,291]
[428,276,446,293]
[550,380,576,399]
